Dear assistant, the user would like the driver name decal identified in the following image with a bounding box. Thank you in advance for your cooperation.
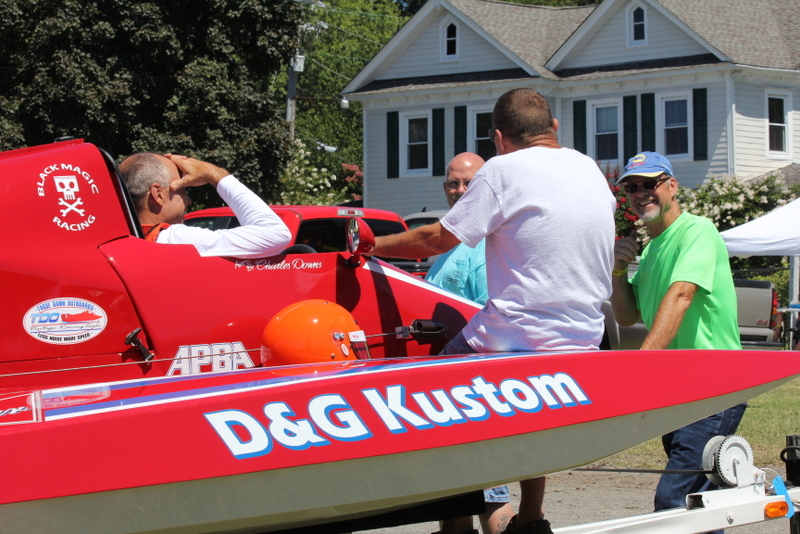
[235,258,324,272]
[205,372,590,459]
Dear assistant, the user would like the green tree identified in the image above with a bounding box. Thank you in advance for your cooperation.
[0,0,303,207]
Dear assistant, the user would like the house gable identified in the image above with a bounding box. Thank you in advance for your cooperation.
[548,0,728,73]
[343,0,541,97]
[378,9,521,82]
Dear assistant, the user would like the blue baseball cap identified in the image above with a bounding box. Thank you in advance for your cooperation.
[617,151,674,183]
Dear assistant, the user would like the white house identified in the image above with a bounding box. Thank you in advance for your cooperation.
[342,0,800,215]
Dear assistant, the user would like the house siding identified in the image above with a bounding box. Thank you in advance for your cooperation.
[565,4,708,70]
[364,94,552,215]
[733,81,798,179]
[559,79,729,188]
[378,11,518,81]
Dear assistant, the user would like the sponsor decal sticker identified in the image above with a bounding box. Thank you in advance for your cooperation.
[205,372,591,459]
[23,298,108,344]
[36,162,100,232]
[168,342,256,376]
[0,391,41,426]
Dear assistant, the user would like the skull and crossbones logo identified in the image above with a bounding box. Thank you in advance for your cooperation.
[54,175,85,216]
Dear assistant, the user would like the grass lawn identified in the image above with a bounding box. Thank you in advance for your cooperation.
[592,377,800,471]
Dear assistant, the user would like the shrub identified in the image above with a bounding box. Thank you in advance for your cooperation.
[276,139,360,205]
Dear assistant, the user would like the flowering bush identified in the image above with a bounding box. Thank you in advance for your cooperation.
[275,139,363,205]
[340,163,363,202]
[678,173,795,232]
[605,165,641,239]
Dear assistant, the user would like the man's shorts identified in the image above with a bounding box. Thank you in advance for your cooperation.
[484,485,510,503]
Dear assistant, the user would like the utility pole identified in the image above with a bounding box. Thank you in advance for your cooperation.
[286,52,304,139]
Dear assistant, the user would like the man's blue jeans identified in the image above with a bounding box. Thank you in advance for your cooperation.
[654,403,747,534]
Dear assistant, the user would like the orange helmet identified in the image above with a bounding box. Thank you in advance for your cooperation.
[261,300,370,367]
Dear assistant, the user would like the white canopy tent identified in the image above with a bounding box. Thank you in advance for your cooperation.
[720,197,800,346]
[721,197,800,261]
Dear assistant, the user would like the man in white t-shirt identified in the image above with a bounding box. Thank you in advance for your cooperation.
[371,88,616,534]
[120,153,291,259]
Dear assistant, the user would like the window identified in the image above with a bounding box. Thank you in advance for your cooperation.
[473,110,496,160]
[654,93,692,158]
[401,111,431,174]
[440,19,459,61]
[446,24,457,56]
[628,4,647,46]
[664,99,688,155]
[767,93,790,155]
[593,104,620,161]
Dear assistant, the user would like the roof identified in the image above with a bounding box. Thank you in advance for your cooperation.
[446,0,595,80]
[347,0,800,95]
[658,0,800,70]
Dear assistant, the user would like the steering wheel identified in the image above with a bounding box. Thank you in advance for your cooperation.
[282,244,317,254]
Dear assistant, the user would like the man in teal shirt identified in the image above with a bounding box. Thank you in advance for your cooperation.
[610,152,744,533]
[426,152,488,305]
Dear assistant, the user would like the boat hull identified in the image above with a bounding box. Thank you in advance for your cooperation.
[0,349,797,533]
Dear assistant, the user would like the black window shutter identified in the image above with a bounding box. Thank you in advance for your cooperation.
[693,88,708,161]
[623,95,637,161]
[387,111,399,178]
[573,100,586,154]
[641,93,655,152]
[433,108,445,176]
[454,106,467,155]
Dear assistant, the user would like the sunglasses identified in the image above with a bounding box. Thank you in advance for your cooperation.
[445,180,470,190]
[487,128,500,142]
[624,176,670,194]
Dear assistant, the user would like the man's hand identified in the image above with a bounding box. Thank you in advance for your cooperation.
[166,155,229,191]
[610,230,641,327]
[613,230,639,272]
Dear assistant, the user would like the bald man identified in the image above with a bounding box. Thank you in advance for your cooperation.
[426,152,488,305]
[119,153,291,259]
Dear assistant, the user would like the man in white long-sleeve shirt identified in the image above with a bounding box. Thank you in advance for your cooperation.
[120,153,291,259]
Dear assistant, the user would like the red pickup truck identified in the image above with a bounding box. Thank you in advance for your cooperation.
[184,205,426,275]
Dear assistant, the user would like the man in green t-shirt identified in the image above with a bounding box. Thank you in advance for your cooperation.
[609,151,745,533]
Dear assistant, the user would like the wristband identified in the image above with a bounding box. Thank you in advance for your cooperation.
[612,268,628,276]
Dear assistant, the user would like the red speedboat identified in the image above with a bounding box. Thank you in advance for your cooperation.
[1,140,798,533]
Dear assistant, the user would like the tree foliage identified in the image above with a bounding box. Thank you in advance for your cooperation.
[0,0,303,207]
[278,0,405,195]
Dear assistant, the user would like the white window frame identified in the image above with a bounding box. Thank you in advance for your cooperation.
[440,17,459,62]
[468,105,495,159]
[656,92,693,161]
[627,3,648,47]
[400,110,432,176]
[766,89,792,159]
[588,98,623,164]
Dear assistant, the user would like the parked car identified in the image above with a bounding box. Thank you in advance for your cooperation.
[403,210,449,230]
[183,205,417,270]
[395,210,450,278]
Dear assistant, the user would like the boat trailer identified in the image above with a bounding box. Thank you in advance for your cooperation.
[553,435,800,534]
